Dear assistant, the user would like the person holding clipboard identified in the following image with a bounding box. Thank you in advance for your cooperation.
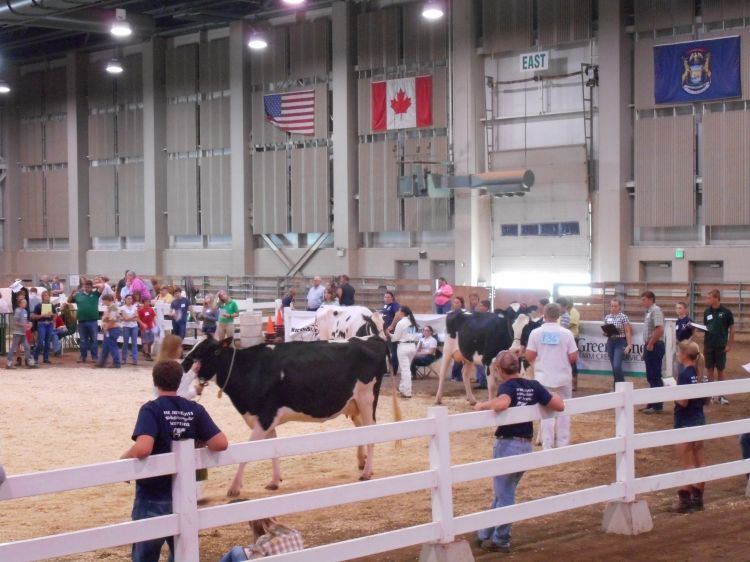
[602,298,633,388]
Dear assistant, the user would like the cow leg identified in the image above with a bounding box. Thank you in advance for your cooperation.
[353,384,377,481]
[265,428,282,490]
[462,362,477,405]
[487,365,498,403]
[228,422,267,497]
[350,413,366,470]
[435,336,458,405]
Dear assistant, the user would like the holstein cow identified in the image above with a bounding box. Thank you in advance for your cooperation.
[435,308,516,406]
[315,305,386,341]
[183,335,388,496]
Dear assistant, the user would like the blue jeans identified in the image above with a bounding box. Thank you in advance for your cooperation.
[475,365,487,388]
[451,361,463,381]
[121,326,139,363]
[99,327,121,367]
[78,319,99,361]
[478,437,532,548]
[435,302,450,314]
[219,545,249,562]
[644,341,665,410]
[34,322,53,362]
[131,495,174,562]
[606,338,627,386]
[172,321,187,339]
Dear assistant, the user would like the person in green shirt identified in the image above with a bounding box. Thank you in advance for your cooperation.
[68,279,101,363]
[703,289,735,405]
[216,290,239,342]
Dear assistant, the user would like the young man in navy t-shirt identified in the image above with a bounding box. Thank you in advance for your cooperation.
[122,361,228,562]
[169,287,192,340]
[473,351,565,553]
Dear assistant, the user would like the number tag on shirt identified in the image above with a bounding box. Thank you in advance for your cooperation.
[541,332,560,345]
[706,314,713,321]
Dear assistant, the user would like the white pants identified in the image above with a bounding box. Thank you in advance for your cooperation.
[541,383,572,449]
[396,342,417,396]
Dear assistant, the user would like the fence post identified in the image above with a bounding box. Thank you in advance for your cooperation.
[171,439,200,561]
[419,407,474,562]
[602,382,653,535]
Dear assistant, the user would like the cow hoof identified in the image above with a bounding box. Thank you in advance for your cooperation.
[358,463,366,470]
[265,483,280,491]
[435,399,443,405]
[359,474,372,481]
[467,399,477,406]
[226,488,241,498]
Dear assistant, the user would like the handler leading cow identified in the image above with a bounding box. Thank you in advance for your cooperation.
[183,335,388,496]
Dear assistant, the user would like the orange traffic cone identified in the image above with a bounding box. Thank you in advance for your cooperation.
[276,307,284,327]
[265,315,274,334]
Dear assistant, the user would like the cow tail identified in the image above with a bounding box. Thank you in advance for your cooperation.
[384,351,403,447]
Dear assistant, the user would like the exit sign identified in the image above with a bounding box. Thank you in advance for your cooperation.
[520,51,550,72]
[675,248,685,259]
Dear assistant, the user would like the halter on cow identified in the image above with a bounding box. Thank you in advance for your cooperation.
[183,334,388,496]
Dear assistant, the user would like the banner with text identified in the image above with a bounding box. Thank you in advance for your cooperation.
[576,321,647,377]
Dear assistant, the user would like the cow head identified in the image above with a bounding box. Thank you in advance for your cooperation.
[181,335,234,383]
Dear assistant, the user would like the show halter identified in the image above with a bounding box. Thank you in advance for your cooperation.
[217,345,238,399]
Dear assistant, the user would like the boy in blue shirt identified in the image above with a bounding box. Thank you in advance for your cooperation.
[474,351,565,553]
[122,361,228,562]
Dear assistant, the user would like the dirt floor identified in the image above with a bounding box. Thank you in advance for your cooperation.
[1,337,749,562]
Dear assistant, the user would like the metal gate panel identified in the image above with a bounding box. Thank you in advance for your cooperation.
[88,165,117,237]
[291,146,329,233]
[117,162,145,237]
[199,155,231,236]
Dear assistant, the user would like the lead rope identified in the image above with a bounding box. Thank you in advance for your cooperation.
[217,345,238,399]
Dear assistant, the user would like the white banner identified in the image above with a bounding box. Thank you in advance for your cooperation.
[284,309,448,342]
[576,320,666,377]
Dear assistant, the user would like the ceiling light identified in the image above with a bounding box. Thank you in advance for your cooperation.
[248,31,268,50]
[0,81,10,94]
[106,58,124,75]
[110,8,132,38]
[422,1,444,20]
[283,0,305,4]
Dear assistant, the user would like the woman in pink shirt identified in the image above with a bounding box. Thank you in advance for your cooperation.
[434,277,453,314]
[126,270,152,302]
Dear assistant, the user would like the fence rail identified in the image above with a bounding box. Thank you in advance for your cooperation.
[1,381,750,562]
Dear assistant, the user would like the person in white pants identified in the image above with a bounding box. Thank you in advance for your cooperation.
[392,306,419,398]
[525,303,578,449]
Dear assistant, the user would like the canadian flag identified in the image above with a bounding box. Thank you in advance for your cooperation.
[371,75,432,131]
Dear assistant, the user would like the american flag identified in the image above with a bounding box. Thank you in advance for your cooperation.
[263,89,315,135]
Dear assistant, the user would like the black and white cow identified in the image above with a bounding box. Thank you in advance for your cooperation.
[435,308,516,405]
[315,306,385,340]
[183,335,388,496]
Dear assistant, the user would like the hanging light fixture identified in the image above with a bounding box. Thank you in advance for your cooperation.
[282,0,305,5]
[106,58,124,75]
[421,1,444,20]
[248,31,268,50]
[110,8,132,38]
[0,80,10,94]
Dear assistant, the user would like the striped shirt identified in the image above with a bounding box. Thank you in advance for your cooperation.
[644,304,665,343]
[603,312,630,338]
[559,311,571,329]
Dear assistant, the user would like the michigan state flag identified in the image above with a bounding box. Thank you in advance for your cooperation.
[654,36,741,104]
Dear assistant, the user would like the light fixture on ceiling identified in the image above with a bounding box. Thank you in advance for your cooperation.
[421,1,444,20]
[282,0,305,5]
[110,8,132,38]
[248,31,268,50]
[106,58,124,75]
[0,81,10,94]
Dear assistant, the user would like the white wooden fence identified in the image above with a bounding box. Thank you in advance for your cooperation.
[2,380,750,562]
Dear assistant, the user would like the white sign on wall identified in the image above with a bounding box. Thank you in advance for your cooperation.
[520,51,550,72]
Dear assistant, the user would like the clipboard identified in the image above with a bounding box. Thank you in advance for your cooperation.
[41,303,52,315]
[601,323,619,337]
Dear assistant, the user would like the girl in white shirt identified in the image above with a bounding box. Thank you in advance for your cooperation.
[392,306,419,398]
[119,294,140,365]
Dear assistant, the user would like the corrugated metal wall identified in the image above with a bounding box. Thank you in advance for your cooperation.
[702,111,750,226]
[482,0,533,54]
[634,115,695,227]
[633,0,694,32]
[89,165,117,237]
[20,171,44,239]
[358,140,400,233]
[45,169,68,238]
[199,155,231,236]
[249,27,288,86]
[88,114,116,160]
[166,159,199,236]
[252,150,287,234]
[402,2,447,63]
[356,8,400,70]
[251,20,330,235]
[291,147,329,233]
[118,162,144,237]
[538,0,592,47]
[702,0,748,22]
